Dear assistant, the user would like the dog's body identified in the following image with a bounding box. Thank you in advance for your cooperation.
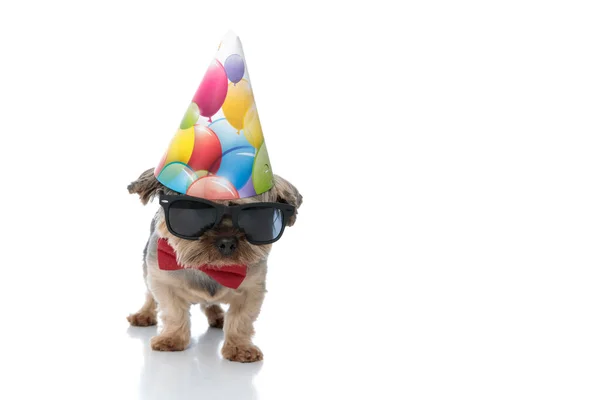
[126,168,302,362]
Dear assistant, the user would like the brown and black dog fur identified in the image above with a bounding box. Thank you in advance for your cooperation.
[126,168,302,362]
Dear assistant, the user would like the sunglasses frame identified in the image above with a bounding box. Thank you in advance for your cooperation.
[158,194,296,245]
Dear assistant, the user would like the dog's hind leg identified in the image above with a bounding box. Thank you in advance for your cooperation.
[127,220,159,327]
[127,291,158,327]
[201,304,225,329]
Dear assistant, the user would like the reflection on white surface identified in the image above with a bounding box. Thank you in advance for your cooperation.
[127,326,262,400]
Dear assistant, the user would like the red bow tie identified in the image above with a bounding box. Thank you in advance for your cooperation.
[156,238,247,289]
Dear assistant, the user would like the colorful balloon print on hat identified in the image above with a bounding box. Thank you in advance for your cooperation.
[187,176,239,200]
[216,146,256,190]
[180,102,200,129]
[208,118,251,153]
[154,31,274,201]
[237,176,257,198]
[224,54,245,84]
[243,105,264,149]
[188,126,222,172]
[157,162,198,194]
[253,143,274,194]
[192,60,228,123]
[162,127,195,167]
[222,79,253,131]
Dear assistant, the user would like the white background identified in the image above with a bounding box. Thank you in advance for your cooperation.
[1,1,599,399]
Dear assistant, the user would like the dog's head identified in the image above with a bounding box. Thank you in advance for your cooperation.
[128,168,302,268]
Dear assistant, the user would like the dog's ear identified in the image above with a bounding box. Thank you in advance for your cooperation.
[274,175,303,227]
[127,168,163,205]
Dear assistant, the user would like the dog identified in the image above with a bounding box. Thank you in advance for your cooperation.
[125,168,302,362]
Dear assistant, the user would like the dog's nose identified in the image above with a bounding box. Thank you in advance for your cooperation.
[215,237,238,256]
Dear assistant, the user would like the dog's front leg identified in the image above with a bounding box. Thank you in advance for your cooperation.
[150,285,191,352]
[222,288,265,362]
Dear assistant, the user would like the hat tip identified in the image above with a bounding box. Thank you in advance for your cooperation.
[222,29,239,41]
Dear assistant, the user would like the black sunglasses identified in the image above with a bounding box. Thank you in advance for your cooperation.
[159,194,296,245]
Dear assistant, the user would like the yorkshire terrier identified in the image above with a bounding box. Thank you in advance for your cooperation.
[126,168,302,362]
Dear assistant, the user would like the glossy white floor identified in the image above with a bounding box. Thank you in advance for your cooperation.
[124,309,275,400]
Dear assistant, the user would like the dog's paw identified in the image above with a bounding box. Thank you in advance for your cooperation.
[208,316,224,329]
[203,304,225,329]
[222,342,263,363]
[150,335,189,352]
[127,312,157,327]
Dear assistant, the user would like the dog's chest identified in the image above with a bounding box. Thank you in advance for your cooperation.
[176,269,221,297]
[145,233,226,302]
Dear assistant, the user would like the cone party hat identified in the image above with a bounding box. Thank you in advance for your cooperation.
[154,32,274,200]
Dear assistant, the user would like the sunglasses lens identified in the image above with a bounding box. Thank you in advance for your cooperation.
[238,206,284,243]
[167,200,217,238]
